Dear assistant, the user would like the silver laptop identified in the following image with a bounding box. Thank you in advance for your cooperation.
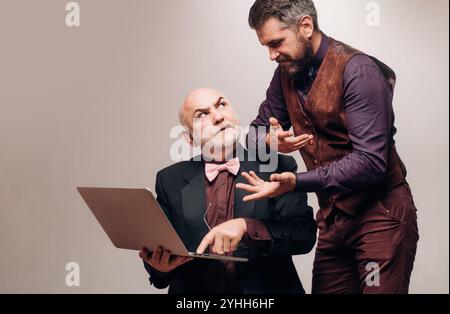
[77,187,248,263]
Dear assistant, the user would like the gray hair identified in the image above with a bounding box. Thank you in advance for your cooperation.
[248,0,319,31]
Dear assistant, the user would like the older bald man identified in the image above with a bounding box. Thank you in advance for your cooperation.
[139,88,317,294]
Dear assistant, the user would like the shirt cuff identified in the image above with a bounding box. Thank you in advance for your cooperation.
[296,169,322,192]
[243,218,272,251]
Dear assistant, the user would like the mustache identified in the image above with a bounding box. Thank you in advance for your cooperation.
[212,124,237,136]
[191,124,241,140]
[276,55,292,64]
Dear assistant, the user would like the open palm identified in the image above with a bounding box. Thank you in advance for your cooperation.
[236,171,297,202]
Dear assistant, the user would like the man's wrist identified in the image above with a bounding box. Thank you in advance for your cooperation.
[241,218,248,233]
[243,218,272,242]
[292,171,299,191]
[297,169,322,193]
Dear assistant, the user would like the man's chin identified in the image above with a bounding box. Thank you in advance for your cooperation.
[201,136,238,162]
[281,64,299,79]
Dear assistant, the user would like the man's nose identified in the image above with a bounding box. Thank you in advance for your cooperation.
[269,48,280,62]
[211,108,224,125]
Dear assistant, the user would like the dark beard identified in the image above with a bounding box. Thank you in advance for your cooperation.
[280,39,314,86]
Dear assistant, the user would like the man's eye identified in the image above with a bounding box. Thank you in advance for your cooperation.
[198,112,207,118]
[219,102,226,108]
[271,41,282,48]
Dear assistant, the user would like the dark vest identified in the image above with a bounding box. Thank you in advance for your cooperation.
[281,38,408,218]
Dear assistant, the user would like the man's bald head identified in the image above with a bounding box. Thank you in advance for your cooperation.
[179,88,228,130]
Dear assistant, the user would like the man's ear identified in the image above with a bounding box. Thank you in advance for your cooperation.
[182,130,195,147]
[297,15,314,39]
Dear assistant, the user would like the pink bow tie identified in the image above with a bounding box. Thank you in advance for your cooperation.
[205,158,241,182]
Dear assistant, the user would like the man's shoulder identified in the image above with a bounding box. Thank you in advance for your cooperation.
[343,53,394,92]
[346,54,379,71]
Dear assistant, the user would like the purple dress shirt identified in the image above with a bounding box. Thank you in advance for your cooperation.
[251,33,396,195]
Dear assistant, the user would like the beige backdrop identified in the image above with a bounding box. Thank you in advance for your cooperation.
[0,0,448,294]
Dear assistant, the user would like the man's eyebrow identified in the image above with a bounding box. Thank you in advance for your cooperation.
[214,97,224,106]
[193,107,209,116]
[192,97,224,116]
[266,38,283,47]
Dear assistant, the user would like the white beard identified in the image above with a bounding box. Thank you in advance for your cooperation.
[201,127,240,162]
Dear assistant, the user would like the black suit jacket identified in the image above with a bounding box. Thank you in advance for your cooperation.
[144,151,317,294]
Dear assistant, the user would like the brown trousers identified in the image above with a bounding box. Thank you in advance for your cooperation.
[312,183,419,294]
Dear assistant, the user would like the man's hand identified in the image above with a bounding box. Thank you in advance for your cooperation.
[196,219,247,255]
[139,246,193,273]
[267,117,313,154]
[236,171,297,202]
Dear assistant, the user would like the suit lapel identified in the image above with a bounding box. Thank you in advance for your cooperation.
[181,166,209,252]
[233,160,258,220]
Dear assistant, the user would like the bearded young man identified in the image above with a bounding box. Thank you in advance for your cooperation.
[238,0,419,294]
[139,88,317,294]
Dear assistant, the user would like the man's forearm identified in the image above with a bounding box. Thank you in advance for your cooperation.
[295,150,388,195]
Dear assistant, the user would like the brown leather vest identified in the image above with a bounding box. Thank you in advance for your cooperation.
[281,38,408,218]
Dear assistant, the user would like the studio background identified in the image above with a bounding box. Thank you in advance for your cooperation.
[0,0,448,293]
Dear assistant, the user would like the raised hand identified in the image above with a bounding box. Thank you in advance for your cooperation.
[267,117,313,154]
[236,171,297,202]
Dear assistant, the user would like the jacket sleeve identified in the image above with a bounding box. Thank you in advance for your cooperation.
[256,156,317,257]
[263,189,317,256]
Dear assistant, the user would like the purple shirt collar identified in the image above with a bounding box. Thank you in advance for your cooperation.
[312,32,329,70]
